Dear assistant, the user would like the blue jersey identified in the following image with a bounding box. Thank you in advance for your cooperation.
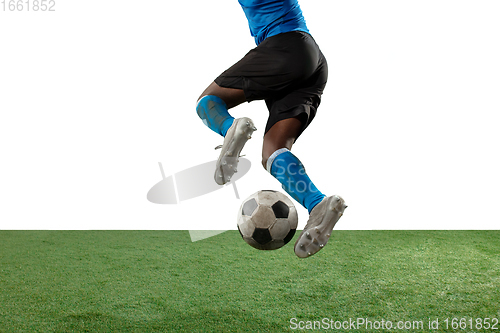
[238,0,309,45]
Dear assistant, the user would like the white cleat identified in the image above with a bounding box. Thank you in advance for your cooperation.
[294,195,347,258]
[214,117,256,185]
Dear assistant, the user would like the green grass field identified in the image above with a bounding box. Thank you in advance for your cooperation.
[1,231,499,332]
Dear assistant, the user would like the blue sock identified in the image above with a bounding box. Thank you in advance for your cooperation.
[196,95,234,137]
[267,148,326,213]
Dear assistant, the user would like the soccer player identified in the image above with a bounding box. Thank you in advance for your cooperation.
[196,0,347,258]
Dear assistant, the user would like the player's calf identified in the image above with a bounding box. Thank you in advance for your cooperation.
[196,95,234,137]
[266,148,325,213]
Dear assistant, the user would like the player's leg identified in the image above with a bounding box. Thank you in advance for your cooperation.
[196,81,256,185]
[262,118,347,258]
[262,116,326,215]
[261,41,348,256]
[196,82,246,137]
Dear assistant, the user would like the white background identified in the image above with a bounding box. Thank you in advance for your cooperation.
[1,0,499,230]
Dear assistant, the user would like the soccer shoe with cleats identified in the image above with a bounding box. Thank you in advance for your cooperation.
[294,195,347,258]
[214,117,257,185]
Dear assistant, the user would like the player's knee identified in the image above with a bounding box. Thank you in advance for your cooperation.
[261,157,268,170]
[263,147,294,174]
[262,149,278,172]
[261,151,271,171]
[197,81,217,105]
[196,94,206,105]
[195,95,207,119]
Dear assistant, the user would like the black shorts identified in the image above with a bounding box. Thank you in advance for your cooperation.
[215,31,328,137]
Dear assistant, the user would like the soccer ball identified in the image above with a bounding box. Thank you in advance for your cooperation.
[237,190,298,250]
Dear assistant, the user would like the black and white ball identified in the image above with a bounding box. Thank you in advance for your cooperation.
[237,190,298,250]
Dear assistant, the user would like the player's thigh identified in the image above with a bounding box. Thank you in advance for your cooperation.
[261,81,325,168]
[198,81,246,110]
